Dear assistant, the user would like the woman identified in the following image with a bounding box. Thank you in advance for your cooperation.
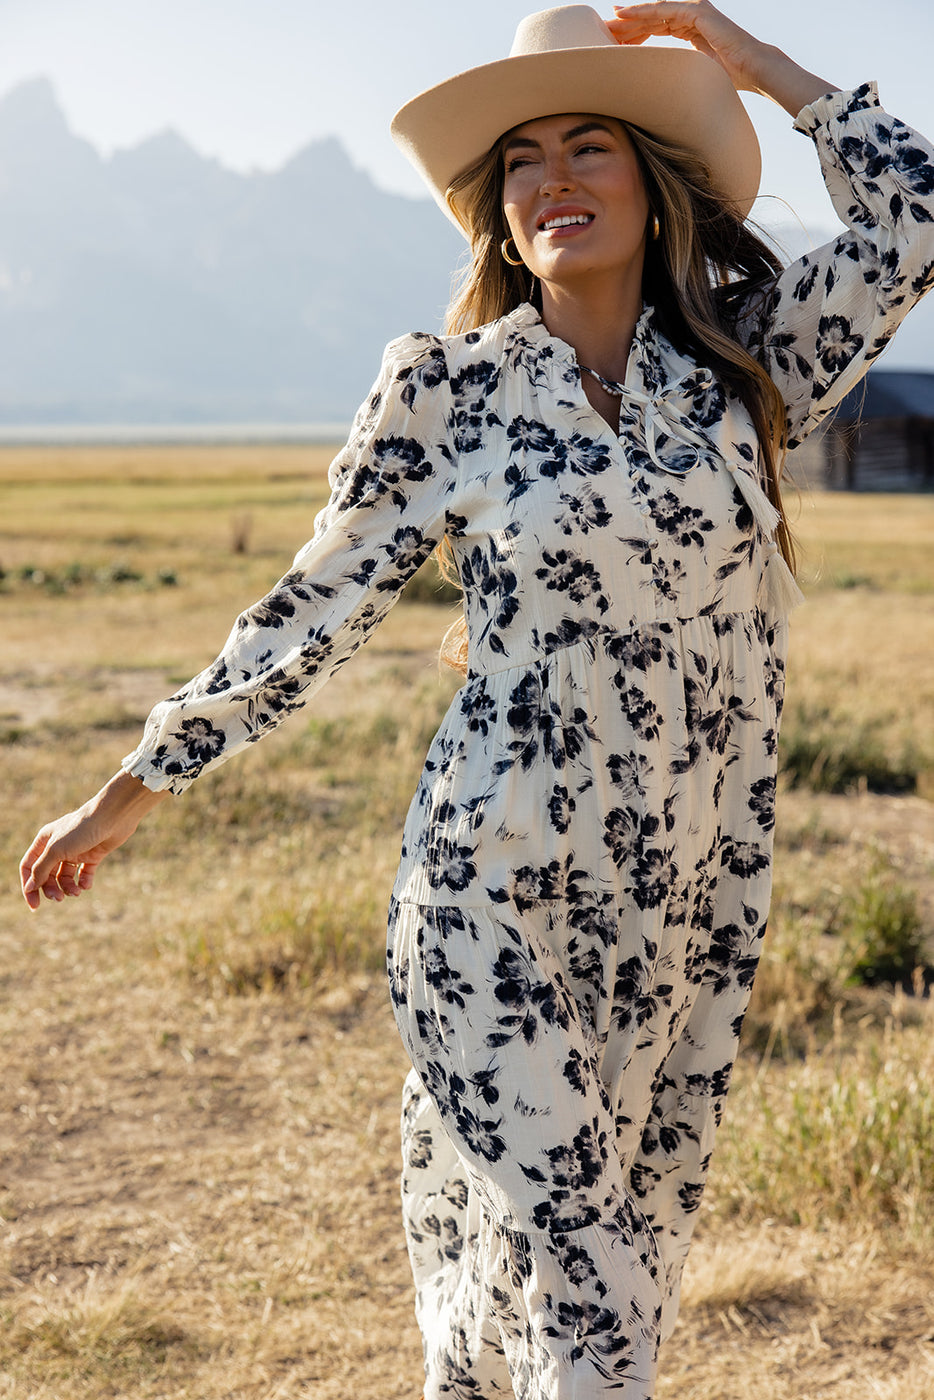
[20,3,934,1397]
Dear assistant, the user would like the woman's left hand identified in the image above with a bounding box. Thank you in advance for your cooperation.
[607,2,835,116]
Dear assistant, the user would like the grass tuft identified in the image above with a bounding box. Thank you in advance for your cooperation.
[779,701,922,794]
[740,910,843,1058]
[2,1274,203,1387]
[715,1017,934,1238]
[839,854,929,989]
[184,886,388,994]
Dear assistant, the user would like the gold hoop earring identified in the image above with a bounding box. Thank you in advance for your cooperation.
[651,213,661,242]
[501,237,525,267]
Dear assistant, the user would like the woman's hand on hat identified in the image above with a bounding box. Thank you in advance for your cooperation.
[20,770,169,910]
[608,2,772,92]
[608,2,836,116]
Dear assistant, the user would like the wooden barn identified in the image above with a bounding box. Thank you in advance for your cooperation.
[790,369,934,491]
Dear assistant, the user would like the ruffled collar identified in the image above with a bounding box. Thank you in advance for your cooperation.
[503,301,672,396]
[496,303,804,619]
[502,300,723,431]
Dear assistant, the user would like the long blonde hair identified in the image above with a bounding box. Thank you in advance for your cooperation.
[437,119,794,673]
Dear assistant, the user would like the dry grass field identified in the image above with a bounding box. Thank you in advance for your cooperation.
[0,445,932,1399]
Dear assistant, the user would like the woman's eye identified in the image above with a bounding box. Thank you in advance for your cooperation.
[504,142,608,173]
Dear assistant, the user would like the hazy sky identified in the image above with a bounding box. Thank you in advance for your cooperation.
[1,0,932,235]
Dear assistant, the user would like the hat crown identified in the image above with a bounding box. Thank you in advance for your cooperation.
[509,5,616,58]
[392,5,761,229]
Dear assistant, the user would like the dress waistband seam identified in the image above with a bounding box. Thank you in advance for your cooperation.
[466,606,764,682]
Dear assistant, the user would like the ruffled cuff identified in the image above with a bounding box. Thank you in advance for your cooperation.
[121,743,212,796]
[793,80,880,137]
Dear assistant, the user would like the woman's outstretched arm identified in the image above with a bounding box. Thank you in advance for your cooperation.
[20,771,170,910]
[608,1,837,116]
[21,333,456,908]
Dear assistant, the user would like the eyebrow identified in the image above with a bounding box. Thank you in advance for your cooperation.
[502,120,616,153]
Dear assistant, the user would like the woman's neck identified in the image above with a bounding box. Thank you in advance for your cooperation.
[539,276,643,384]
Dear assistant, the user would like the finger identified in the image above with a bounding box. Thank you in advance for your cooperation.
[611,2,711,34]
[607,12,684,46]
[31,838,84,893]
[612,0,736,45]
[57,862,82,898]
[20,829,50,894]
[605,20,651,46]
[613,1,705,15]
[611,2,682,22]
[26,843,75,903]
[21,842,51,910]
[39,874,65,904]
[609,5,730,71]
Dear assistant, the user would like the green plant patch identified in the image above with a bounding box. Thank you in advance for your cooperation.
[714,1028,934,1238]
[778,702,924,794]
[3,560,180,595]
[838,855,929,989]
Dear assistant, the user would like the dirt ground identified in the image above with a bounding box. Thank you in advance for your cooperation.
[2,465,933,1397]
[3,825,934,1400]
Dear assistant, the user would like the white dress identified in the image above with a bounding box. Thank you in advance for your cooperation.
[123,85,934,1399]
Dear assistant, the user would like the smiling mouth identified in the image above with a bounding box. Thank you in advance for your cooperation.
[539,213,594,232]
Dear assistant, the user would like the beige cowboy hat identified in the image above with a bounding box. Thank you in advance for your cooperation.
[391,4,761,232]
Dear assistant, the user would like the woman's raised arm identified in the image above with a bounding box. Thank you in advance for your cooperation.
[613,2,934,447]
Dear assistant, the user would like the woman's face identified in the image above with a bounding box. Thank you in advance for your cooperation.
[502,113,650,295]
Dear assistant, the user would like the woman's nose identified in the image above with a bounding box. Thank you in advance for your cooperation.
[540,158,575,196]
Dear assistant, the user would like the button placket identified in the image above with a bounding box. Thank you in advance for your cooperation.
[622,460,662,566]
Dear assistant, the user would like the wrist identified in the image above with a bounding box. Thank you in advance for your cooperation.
[97,770,171,820]
[746,43,837,117]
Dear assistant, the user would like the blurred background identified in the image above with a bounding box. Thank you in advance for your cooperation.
[1,0,934,429]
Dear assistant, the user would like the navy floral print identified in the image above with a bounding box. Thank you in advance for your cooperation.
[122,87,934,1398]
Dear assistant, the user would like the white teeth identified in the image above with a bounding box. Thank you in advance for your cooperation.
[541,214,592,231]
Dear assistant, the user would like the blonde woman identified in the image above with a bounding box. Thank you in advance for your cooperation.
[21,4,934,1396]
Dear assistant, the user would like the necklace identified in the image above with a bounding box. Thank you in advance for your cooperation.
[579,364,627,397]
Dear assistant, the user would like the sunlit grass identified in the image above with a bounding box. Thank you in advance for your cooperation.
[714,1012,934,1238]
[0,446,931,1397]
[791,486,934,593]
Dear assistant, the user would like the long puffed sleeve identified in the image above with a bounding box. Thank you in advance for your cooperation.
[740,83,934,447]
[122,332,456,793]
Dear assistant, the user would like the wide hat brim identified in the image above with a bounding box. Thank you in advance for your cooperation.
[392,44,761,232]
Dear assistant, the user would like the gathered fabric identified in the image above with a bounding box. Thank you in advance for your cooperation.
[122,84,934,1398]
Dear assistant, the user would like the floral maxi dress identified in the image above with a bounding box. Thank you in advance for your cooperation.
[123,86,934,1399]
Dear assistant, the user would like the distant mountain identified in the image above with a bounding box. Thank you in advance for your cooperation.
[1,80,932,428]
[0,79,465,425]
